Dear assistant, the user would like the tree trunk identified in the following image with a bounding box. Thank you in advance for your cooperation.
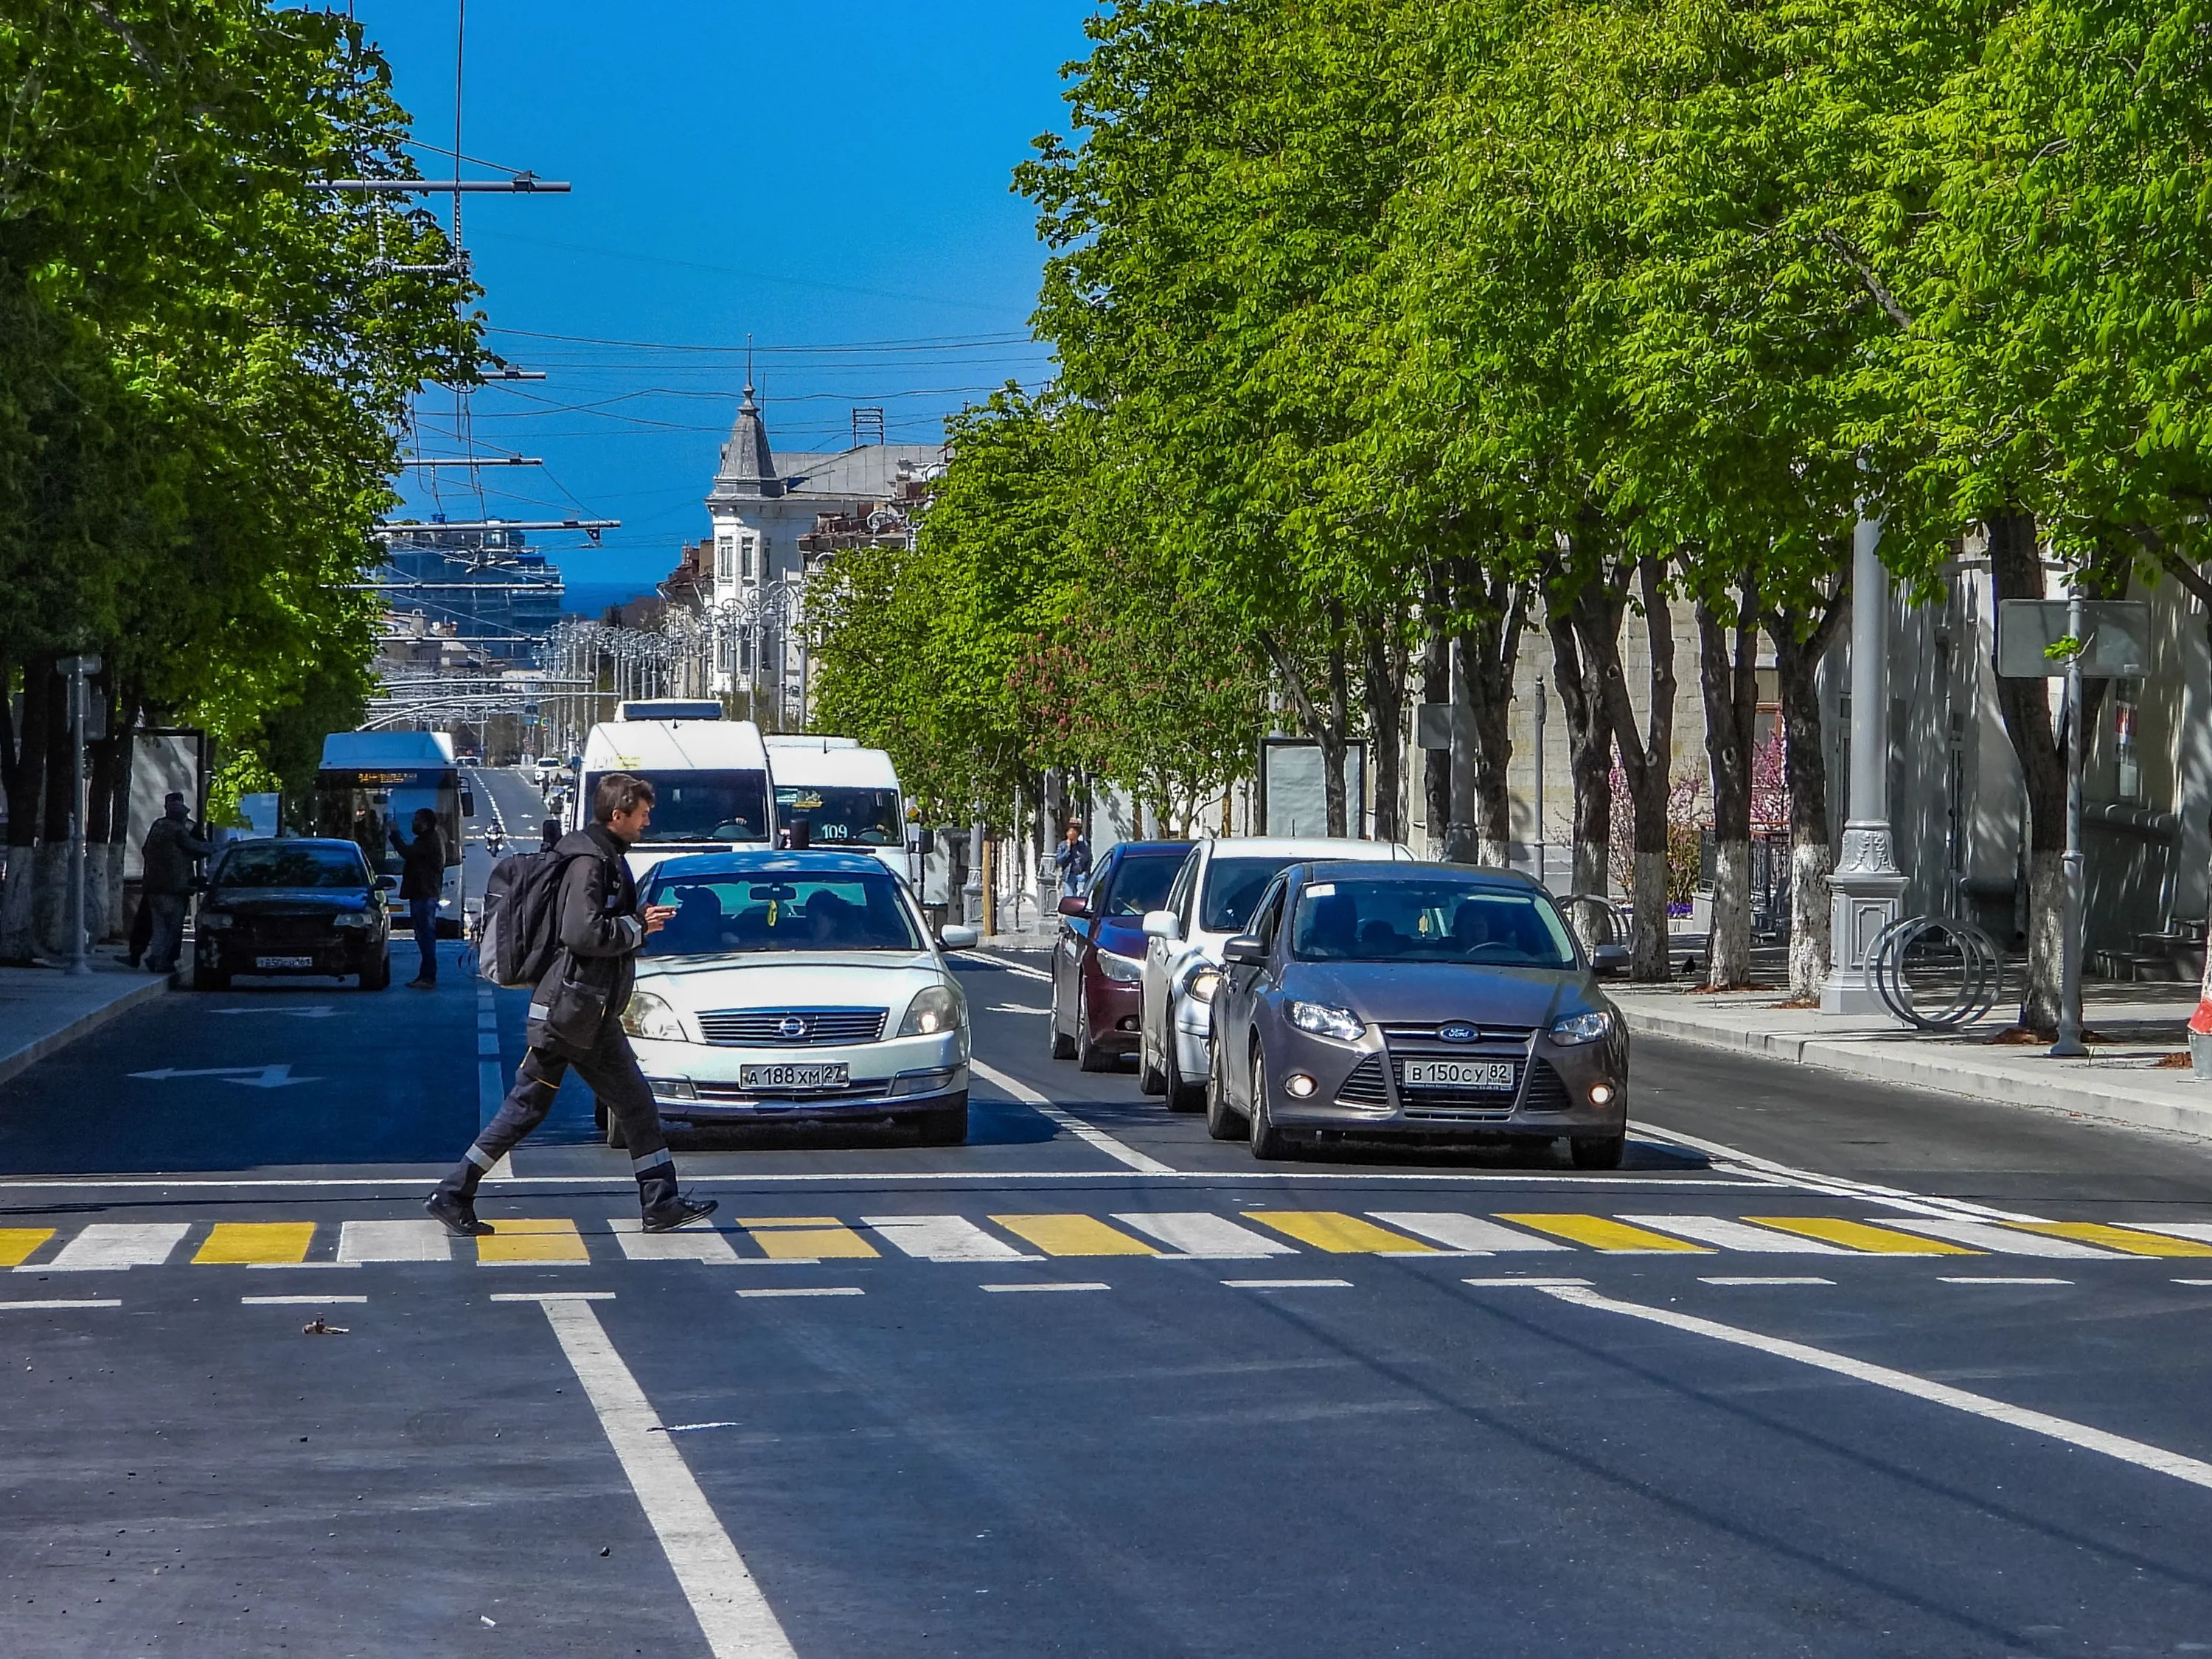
[1770,577,1851,1004]
[33,664,74,959]
[1587,558,1677,978]
[1421,567,1451,858]
[1259,611,1354,838]
[1987,509,2067,1033]
[1358,611,1409,846]
[1452,563,1528,870]
[1545,588,1615,950]
[1696,575,1761,988]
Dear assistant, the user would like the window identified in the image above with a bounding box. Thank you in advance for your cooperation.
[215,844,371,891]
[740,533,759,582]
[581,771,770,844]
[773,786,903,846]
[1164,851,1199,926]
[1096,853,1183,919]
[1289,879,1576,967]
[715,538,735,582]
[1199,856,1301,933]
[1248,878,1289,947]
[639,872,922,956]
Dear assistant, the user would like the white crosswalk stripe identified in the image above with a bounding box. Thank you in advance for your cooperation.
[609,1217,740,1265]
[1368,1212,1572,1253]
[1874,1218,2121,1258]
[1112,1212,1295,1258]
[338,1220,452,1263]
[41,1223,190,1271]
[1619,1216,1850,1254]
[863,1214,1034,1262]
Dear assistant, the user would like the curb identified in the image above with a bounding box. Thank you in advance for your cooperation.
[1618,1004,2212,1140]
[0,975,172,1091]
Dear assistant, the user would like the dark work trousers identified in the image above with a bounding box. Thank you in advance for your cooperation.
[127,892,152,966]
[407,897,438,983]
[437,1019,676,1212]
[146,893,189,974]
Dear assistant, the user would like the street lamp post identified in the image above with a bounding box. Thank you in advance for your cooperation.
[2051,581,2090,1057]
[1822,508,1908,1014]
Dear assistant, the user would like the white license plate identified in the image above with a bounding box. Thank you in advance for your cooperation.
[1402,1060,1516,1091]
[256,955,314,970]
[740,1062,849,1091]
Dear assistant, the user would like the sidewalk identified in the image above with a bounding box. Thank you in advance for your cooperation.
[0,958,171,1089]
[1610,978,2212,1140]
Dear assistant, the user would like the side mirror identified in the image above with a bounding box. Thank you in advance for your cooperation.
[1222,933,1266,967]
[1141,908,1182,942]
[939,923,980,950]
[1592,943,1630,978]
[1056,894,1092,919]
[461,790,476,818]
[375,874,400,892]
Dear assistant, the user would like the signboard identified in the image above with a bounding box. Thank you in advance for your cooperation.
[1259,737,1368,838]
[1995,599,2151,678]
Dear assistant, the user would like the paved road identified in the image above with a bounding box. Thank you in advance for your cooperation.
[4,821,2212,1655]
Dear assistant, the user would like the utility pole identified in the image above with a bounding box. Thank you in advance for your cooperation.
[2051,580,2090,1057]
[1534,678,1548,891]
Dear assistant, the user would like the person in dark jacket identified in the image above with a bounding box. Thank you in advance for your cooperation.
[1054,821,1093,900]
[141,793,212,975]
[389,808,447,987]
[425,772,714,1237]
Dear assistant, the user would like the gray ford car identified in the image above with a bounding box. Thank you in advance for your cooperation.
[1205,861,1630,1165]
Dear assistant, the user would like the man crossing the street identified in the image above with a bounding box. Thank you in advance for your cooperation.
[426,772,715,1237]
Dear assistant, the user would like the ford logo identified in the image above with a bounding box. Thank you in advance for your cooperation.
[1438,1023,1478,1043]
[777,1015,809,1040]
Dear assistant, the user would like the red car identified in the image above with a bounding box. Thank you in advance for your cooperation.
[1049,840,1192,1071]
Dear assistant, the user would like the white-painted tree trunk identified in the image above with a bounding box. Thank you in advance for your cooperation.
[0,847,34,961]
[1787,841,1832,1004]
[100,844,127,940]
[1706,838,1753,989]
[31,842,69,959]
[1566,837,1611,951]
[1475,834,1512,871]
[2021,847,2066,1032]
[1631,848,1669,980]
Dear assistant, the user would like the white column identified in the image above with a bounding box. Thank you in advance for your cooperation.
[1822,510,1908,1015]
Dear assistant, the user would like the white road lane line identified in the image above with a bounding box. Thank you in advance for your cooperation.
[2136,1225,2212,1244]
[1699,1276,1836,1287]
[1876,1219,2119,1258]
[1463,1276,1592,1288]
[338,1220,453,1264]
[0,1298,120,1310]
[608,1217,740,1265]
[1618,1215,1851,1255]
[526,1295,799,1659]
[38,1222,189,1271]
[476,1032,501,1056]
[981,1281,1110,1293]
[964,953,1052,983]
[1938,1276,2073,1286]
[968,1058,1175,1175]
[863,1214,1034,1262]
[1111,1212,1293,1258]
[1368,1212,1572,1253]
[736,1287,864,1299]
[1516,1282,2212,1493]
[1222,1278,1353,1290]
[242,1295,368,1305]
[1632,1120,2058,1225]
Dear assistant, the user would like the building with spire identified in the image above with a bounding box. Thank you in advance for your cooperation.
[696,380,945,718]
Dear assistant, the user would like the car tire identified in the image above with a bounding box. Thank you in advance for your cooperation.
[1136,1020,1166,1096]
[1571,1133,1625,1170]
[1075,995,1111,1073]
[1204,1032,1244,1141]
[1248,1047,1291,1161]
[917,1101,969,1147]
[1048,981,1077,1061]
[189,956,228,992]
[358,953,391,992]
[1164,1024,1204,1113]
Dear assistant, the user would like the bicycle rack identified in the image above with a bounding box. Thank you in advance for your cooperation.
[1864,914,2003,1030]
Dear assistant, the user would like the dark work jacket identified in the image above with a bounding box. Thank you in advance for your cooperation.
[529,824,644,1055]
[142,815,212,895]
[392,824,447,900]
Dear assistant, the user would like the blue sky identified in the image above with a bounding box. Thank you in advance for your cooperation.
[359,1,1088,602]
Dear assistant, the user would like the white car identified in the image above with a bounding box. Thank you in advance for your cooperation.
[616,850,981,1144]
[1137,836,1414,1110]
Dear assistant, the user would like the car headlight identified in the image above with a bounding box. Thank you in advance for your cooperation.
[332,913,374,930]
[898,981,966,1037]
[1287,999,1365,1043]
[1548,1009,1615,1046]
[1184,966,1222,1004]
[196,912,232,930]
[1096,949,1142,984]
[620,990,686,1042]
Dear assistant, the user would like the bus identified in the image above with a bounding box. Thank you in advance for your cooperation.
[764,736,917,885]
[574,716,776,879]
[315,731,473,936]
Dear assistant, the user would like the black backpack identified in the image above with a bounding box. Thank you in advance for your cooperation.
[477,846,588,989]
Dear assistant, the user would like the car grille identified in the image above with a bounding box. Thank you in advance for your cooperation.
[235,917,339,947]
[695,1007,887,1046]
[1379,1021,1537,1044]
[1334,1055,1389,1107]
[1521,1060,1572,1112]
[1388,1057,1523,1116]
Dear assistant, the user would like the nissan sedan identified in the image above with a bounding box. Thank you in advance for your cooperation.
[1206,862,1630,1165]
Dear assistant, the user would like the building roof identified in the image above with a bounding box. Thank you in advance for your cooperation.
[707,383,945,513]
[707,382,784,504]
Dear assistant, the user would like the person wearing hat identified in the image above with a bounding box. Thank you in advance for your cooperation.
[141,793,211,975]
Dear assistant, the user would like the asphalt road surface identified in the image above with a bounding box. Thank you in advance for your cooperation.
[4,778,2212,1655]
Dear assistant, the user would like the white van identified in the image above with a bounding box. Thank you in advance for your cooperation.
[765,736,916,885]
[574,718,776,880]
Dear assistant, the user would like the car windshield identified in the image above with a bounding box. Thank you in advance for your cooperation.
[587,770,770,844]
[1200,856,1301,932]
[216,844,368,890]
[640,872,922,956]
[773,785,902,846]
[1099,854,1183,919]
[1290,879,1577,967]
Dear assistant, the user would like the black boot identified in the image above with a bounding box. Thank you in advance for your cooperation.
[425,1188,493,1237]
[641,1195,717,1233]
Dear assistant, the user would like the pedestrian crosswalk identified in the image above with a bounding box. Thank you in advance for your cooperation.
[7,1209,2212,1270]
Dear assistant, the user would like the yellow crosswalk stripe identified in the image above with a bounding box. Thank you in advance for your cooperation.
[991,1214,1159,1256]
[476,1218,589,1265]
[1495,1214,1711,1253]
[1744,1217,1979,1254]
[737,1217,880,1261]
[2007,1221,2212,1257]
[1242,1211,1434,1253]
[193,1222,315,1266]
[0,1228,54,1267]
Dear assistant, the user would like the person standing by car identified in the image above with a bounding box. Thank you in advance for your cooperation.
[389,807,446,989]
[1054,821,1093,900]
[141,793,211,975]
[425,773,715,1237]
